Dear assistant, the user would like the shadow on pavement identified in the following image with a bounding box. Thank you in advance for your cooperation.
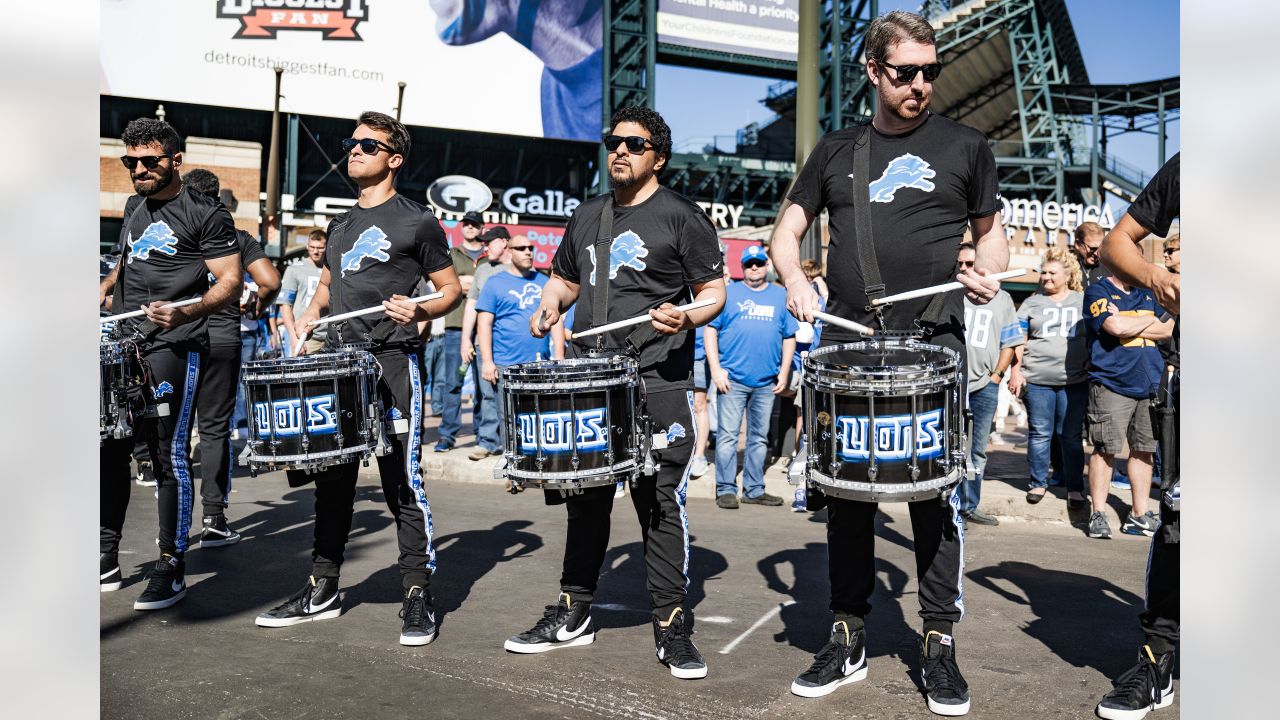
[592,536,729,630]
[431,520,544,615]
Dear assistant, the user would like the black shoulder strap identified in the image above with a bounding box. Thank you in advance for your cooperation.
[591,195,614,330]
[850,124,883,307]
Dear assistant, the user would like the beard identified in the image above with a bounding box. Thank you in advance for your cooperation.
[132,166,174,197]
[883,89,931,122]
[609,163,646,190]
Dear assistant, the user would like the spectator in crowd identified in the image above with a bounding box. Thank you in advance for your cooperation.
[1081,269,1175,538]
[474,235,564,462]
[1162,235,1180,274]
[461,227,513,455]
[689,325,711,478]
[1072,221,1112,288]
[1009,247,1089,509]
[277,230,329,356]
[801,258,829,303]
[991,374,1026,446]
[706,245,797,509]
[958,242,1022,526]
[434,210,488,452]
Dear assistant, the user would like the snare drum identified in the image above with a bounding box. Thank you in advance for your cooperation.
[240,351,382,474]
[100,339,142,442]
[802,339,966,503]
[499,355,643,491]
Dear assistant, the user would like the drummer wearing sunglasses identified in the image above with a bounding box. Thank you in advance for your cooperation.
[769,10,1010,715]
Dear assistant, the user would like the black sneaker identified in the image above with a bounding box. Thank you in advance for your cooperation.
[255,576,342,627]
[100,553,121,592]
[1088,511,1113,539]
[790,621,867,698]
[133,554,186,610]
[920,630,971,716]
[1120,511,1159,537]
[653,608,708,679]
[1096,645,1175,720]
[741,492,784,507]
[200,514,242,548]
[716,494,740,509]
[135,460,157,487]
[959,509,1000,526]
[504,593,595,653]
[399,585,438,646]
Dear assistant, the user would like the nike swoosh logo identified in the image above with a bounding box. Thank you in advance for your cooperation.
[171,580,184,593]
[307,592,337,613]
[711,262,721,269]
[100,569,117,579]
[555,618,589,642]
[843,649,864,675]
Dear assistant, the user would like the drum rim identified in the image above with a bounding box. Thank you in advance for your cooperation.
[806,340,958,382]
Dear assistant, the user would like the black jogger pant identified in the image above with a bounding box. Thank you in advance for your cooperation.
[1140,503,1179,652]
[556,388,696,619]
[101,436,133,555]
[196,342,240,516]
[286,348,435,591]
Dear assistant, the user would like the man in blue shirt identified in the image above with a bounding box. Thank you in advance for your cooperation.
[706,245,798,508]
[475,235,565,460]
[1082,275,1174,539]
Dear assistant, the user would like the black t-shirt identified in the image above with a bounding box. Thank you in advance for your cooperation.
[551,186,722,391]
[787,113,1000,352]
[323,193,451,346]
[1129,153,1180,368]
[117,187,240,346]
[1074,249,1112,289]
[208,230,269,347]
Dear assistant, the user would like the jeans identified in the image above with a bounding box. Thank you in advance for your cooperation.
[1025,382,1087,492]
[957,381,999,513]
[715,380,774,498]
[231,330,260,429]
[424,335,443,415]
[434,329,463,445]
[476,365,502,453]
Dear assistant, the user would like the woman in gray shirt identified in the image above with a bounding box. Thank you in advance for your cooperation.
[1010,247,1088,507]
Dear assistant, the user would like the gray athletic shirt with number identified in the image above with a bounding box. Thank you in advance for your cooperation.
[1016,291,1088,386]
[963,290,1022,392]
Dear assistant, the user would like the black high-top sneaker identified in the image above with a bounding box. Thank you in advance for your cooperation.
[504,593,595,653]
[1096,645,1176,720]
[791,621,867,697]
[399,585,438,647]
[652,608,707,679]
[199,513,241,548]
[255,576,342,627]
[133,554,186,610]
[920,630,971,716]
[100,553,122,592]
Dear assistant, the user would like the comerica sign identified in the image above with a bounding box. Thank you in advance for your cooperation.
[999,196,1116,232]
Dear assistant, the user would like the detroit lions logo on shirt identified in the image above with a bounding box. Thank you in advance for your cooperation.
[153,381,174,399]
[665,423,686,443]
[340,226,392,277]
[736,298,776,320]
[127,222,179,264]
[861,154,937,203]
[509,282,543,310]
[588,230,649,285]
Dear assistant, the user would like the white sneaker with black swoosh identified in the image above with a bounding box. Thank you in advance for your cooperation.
[504,593,595,653]
[791,621,868,697]
[133,554,186,610]
[256,576,342,628]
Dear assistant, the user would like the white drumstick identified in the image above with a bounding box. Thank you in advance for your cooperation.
[99,297,202,323]
[869,269,1028,306]
[572,298,718,340]
[813,311,875,336]
[293,292,445,355]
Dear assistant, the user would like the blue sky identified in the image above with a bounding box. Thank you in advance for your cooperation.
[656,0,1179,178]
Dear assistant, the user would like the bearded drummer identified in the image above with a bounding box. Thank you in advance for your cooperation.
[522,106,726,678]
[256,111,461,646]
[769,11,1008,716]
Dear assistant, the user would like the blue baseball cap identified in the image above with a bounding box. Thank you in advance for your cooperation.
[741,245,767,266]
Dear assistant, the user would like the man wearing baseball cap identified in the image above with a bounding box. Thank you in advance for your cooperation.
[433,211,487,452]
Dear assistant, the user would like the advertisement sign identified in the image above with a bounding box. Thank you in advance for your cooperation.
[657,0,799,62]
[441,220,566,270]
[100,1,603,142]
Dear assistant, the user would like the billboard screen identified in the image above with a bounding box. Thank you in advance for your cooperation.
[100,1,603,142]
[657,0,799,62]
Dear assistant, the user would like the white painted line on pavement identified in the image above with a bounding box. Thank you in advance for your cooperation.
[698,616,734,624]
[718,600,795,655]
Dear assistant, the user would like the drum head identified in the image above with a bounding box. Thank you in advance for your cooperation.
[818,345,946,371]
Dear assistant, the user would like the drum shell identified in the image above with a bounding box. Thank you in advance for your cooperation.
[100,341,135,442]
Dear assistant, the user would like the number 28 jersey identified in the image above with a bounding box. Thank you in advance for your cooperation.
[1016,290,1087,386]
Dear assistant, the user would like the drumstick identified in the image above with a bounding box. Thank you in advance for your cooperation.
[813,311,875,336]
[292,292,445,355]
[572,298,717,340]
[869,269,1027,306]
[99,297,202,323]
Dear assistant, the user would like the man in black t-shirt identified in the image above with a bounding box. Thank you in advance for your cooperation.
[1094,154,1180,720]
[514,106,726,679]
[255,112,462,648]
[769,11,1009,715]
[1073,222,1113,289]
[181,169,281,549]
[98,119,243,609]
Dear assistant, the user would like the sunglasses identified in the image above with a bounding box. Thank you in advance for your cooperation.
[341,137,399,155]
[603,135,654,154]
[878,60,944,83]
[120,154,170,170]
[1163,247,1179,255]
[508,245,533,252]
[743,260,768,269]
[957,260,975,268]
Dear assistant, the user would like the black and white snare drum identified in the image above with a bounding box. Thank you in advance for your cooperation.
[240,351,382,474]
[802,339,966,503]
[499,355,643,491]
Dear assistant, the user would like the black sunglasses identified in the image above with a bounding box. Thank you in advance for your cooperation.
[878,60,943,83]
[1163,248,1179,255]
[508,245,534,252]
[341,137,399,155]
[743,260,768,269]
[120,154,171,170]
[603,135,654,154]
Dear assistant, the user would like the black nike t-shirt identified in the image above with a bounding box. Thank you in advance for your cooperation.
[787,113,1000,352]
[1129,153,1180,368]
[208,229,269,347]
[117,186,240,346]
[551,186,722,392]
[323,193,451,346]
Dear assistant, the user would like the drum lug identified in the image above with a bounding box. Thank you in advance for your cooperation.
[908,465,920,481]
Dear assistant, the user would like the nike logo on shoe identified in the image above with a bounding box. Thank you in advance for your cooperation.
[307,591,337,613]
[171,580,184,593]
[843,649,865,676]
[555,617,589,642]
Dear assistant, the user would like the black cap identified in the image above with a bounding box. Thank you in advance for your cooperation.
[461,211,484,227]
[480,226,511,242]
